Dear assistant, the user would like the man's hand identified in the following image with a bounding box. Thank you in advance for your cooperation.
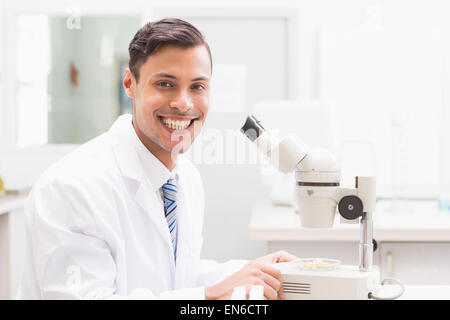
[205,250,298,300]
[252,250,298,265]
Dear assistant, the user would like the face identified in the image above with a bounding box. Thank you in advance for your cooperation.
[123,44,211,158]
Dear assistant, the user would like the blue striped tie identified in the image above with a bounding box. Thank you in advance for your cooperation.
[162,177,178,263]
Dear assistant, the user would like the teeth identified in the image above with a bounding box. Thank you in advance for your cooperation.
[161,118,191,130]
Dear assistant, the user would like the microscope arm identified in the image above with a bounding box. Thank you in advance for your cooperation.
[295,178,376,272]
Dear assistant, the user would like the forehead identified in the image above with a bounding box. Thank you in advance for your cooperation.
[139,45,212,79]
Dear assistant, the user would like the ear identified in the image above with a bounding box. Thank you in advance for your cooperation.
[123,68,136,99]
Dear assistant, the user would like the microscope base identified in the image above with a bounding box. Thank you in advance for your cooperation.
[272,262,380,300]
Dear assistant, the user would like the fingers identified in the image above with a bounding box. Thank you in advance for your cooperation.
[248,264,284,300]
[272,250,299,263]
[231,259,291,300]
[253,250,299,265]
[260,265,281,290]
[244,283,277,300]
[277,251,298,262]
[260,265,284,299]
[243,284,276,300]
[262,283,278,300]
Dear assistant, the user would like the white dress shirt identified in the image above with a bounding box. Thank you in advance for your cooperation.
[17,114,247,300]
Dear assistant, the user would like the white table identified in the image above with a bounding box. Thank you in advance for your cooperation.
[400,285,450,300]
[0,192,28,299]
[0,193,28,216]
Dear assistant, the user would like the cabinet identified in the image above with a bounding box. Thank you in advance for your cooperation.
[379,242,450,285]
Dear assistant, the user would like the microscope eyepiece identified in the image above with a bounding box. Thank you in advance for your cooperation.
[240,115,265,142]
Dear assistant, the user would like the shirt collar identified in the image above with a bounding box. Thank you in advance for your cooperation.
[127,117,178,191]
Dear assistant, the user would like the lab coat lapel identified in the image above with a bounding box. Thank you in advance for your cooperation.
[134,182,173,252]
[112,135,173,253]
[173,173,198,289]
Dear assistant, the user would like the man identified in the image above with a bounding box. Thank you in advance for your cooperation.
[18,18,296,300]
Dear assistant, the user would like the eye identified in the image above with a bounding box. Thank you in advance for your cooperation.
[192,83,206,90]
[156,81,173,88]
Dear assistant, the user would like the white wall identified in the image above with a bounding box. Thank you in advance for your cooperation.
[299,0,450,196]
[1,0,450,265]
[0,1,5,148]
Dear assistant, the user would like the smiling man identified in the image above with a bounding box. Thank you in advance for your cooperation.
[17,18,296,300]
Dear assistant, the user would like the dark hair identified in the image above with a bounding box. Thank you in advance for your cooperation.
[128,18,212,82]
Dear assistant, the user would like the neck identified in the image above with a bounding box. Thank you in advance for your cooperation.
[132,120,177,171]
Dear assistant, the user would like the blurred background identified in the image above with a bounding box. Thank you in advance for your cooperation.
[1,0,450,298]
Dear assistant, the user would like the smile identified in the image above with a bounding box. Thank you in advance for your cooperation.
[158,116,199,131]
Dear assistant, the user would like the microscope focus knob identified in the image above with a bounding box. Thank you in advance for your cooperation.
[338,195,363,220]
[373,239,378,252]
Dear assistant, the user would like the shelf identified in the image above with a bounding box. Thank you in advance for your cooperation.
[249,199,450,242]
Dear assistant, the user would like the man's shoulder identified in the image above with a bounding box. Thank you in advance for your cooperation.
[35,132,120,191]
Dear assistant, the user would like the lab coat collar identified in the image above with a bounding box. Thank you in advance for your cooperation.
[109,114,144,184]
[109,114,178,189]
[129,119,178,190]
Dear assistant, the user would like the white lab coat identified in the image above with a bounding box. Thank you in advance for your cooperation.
[17,114,247,300]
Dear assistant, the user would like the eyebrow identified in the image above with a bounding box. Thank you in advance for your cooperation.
[153,73,209,82]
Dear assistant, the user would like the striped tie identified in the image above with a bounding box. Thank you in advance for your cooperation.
[162,177,178,263]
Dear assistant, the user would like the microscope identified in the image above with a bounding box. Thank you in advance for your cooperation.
[241,115,404,300]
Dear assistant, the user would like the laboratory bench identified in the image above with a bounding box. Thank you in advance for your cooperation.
[0,192,28,299]
[249,199,450,290]
[396,285,450,299]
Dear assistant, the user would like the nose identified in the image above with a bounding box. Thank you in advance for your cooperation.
[169,89,194,112]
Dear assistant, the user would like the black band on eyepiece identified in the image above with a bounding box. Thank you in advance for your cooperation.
[296,182,340,187]
[240,115,265,142]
